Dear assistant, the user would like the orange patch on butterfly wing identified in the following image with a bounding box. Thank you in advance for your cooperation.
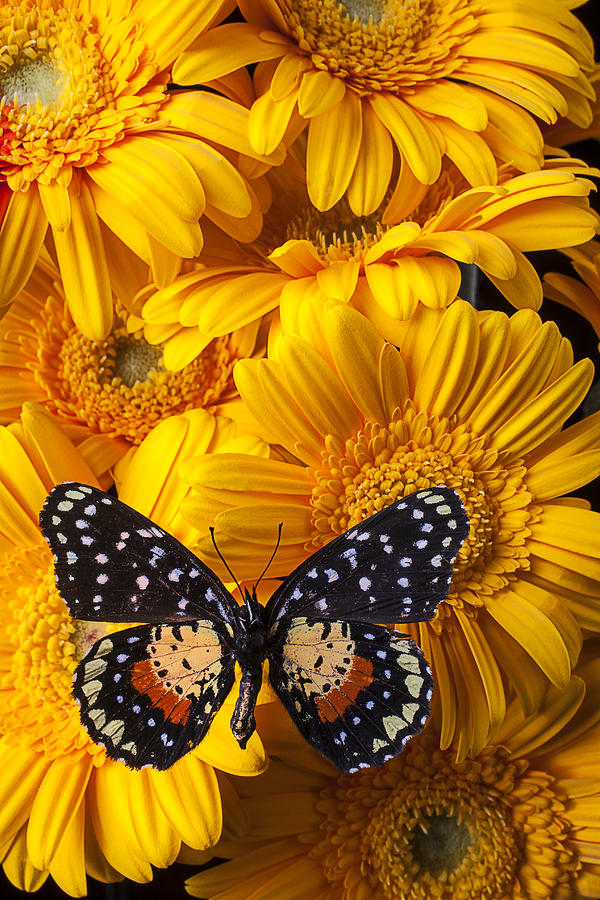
[315,657,374,723]
[131,658,192,724]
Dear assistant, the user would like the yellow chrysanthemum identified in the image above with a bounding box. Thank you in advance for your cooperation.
[0,0,283,340]
[186,652,600,900]
[138,157,598,358]
[0,251,266,443]
[174,0,594,213]
[543,238,600,345]
[0,404,268,895]
[181,299,600,757]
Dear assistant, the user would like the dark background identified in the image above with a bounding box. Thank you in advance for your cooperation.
[2,4,599,898]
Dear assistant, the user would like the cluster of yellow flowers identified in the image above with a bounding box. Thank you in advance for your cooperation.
[1,0,600,897]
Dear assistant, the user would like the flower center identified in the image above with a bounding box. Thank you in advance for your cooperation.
[112,336,164,388]
[311,737,579,900]
[276,0,476,92]
[0,0,165,186]
[31,298,238,444]
[0,56,66,106]
[0,545,110,760]
[309,401,537,625]
[410,814,472,876]
[283,197,388,262]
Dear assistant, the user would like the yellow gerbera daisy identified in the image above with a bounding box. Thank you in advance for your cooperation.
[543,238,600,344]
[0,404,268,895]
[181,300,600,757]
[0,250,266,444]
[0,0,282,340]
[139,156,599,357]
[174,0,594,213]
[186,652,600,900]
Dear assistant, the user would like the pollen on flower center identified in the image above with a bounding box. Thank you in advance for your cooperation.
[309,401,537,623]
[276,0,476,90]
[0,57,66,107]
[113,336,164,388]
[31,298,238,444]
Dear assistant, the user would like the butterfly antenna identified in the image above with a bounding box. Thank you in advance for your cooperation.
[209,527,243,596]
[255,522,283,589]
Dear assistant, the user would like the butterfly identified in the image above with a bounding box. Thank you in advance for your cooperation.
[39,482,469,773]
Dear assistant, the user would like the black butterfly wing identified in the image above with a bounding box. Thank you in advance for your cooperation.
[73,618,237,769]
[267,616,432,772]
[40,483,238,625]
[265,487,469,625]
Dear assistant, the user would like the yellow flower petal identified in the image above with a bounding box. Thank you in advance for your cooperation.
[27,755,92,870]
[2,824,47,893]
[149,755,222,849]
[0,188,48,312]
[297,69,346,118]
[527,450,600,501]
[492,358,594,458]
[530,505,600,579]
[52,178,113,341]
[38,181,71,231]
[325,306,386,423]
[0,747,47,846]
[249,89,299,156]
[174,23,288,85]
[278,336,362,439]
[486,588,571,688]
[406,80,488,131]
[346,102,394,216]
[121,769,180,868]
[414,301,479,418]
[467,320,560,435]
[307,90,362,211]
[135,0,234,72]
[455,612,506,753]
[499,675,585,758]
[88,764,153,882]
[369,94,441,185]
[436,118,498,186]
[164,92,286,166]
[47,802,86,897]
[315,259,360,303]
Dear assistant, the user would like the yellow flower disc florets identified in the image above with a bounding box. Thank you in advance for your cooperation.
[310,402,538,624]
[0,545,110,760]
[276,0,477,92]
[0,0,165,185]
[310,736,579,899]
[31,297,237,443]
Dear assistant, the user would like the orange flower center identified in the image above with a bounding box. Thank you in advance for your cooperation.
[310,736,579,899]
[29,296,238,444]
[309,401,537,628]
[275,0,477,92]
[0,0,166,186]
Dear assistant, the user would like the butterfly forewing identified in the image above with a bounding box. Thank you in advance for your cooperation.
[265,487,469,625]
[40,483,237,625]
[74,619,237,769]
[267,617,433,771]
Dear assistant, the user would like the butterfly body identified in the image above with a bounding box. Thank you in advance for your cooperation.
[40,483,469,772]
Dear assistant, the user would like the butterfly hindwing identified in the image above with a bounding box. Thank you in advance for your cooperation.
[40,482,237,625]
[265,487,469,625]
[73,618,237,769]
[267,616,432,772]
